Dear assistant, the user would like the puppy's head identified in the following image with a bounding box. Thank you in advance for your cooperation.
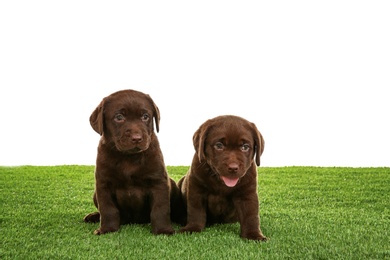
[193,115,264,187]
[89,89,160,153]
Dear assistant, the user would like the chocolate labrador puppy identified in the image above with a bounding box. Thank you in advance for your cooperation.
[83,89,181,235]
[178,115,267,241]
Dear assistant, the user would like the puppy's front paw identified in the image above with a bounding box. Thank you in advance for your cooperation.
[241,231,268,241]
[179,224,203,234]
[152,227,175,235]
[93,226,119,235]
[93,229,103,235]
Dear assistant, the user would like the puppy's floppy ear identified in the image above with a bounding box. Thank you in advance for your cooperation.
[90,99,105,135]
[146,94,160,133]
[193,121,210,163]
[251,123,265,166]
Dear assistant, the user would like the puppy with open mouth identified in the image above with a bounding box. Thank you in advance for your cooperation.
[178,115,267,241]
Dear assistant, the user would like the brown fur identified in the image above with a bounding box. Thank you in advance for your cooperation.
[178,115,267,241]
[83,89,181,235]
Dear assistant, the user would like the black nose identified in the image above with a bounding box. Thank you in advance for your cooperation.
[131,134,143,144]
[228,163,239,173]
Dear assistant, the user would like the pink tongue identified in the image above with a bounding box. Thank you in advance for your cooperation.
[221,176,239,187]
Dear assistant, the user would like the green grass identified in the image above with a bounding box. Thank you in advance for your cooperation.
[1,166,389,259]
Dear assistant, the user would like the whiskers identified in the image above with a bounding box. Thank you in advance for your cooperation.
[196,160,207,169]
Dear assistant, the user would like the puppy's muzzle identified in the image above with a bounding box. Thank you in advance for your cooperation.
[115,130,150,153]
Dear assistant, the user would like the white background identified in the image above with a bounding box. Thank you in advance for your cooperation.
[1,1,389,167]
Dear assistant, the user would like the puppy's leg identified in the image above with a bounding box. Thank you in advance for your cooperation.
[94,190,121,235]
[95,211,120,235]
[234,194,267,241]
[179,185,207,233]
[150,183,175,235]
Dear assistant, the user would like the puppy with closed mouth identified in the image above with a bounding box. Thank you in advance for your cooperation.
[83,89,181,235]
[178,115,267,241]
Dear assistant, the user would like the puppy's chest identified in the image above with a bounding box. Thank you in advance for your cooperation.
[114,160,161,183]
[208,193,232,207]
[115,170,156,188]
[115,187,147,207]
[113,171,155,207]
[207,193,237,220]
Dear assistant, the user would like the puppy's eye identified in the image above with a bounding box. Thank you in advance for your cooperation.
[114,114,125,122]
[214,142,224,150]
[141,113,150,122]
[241,144,250,152]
